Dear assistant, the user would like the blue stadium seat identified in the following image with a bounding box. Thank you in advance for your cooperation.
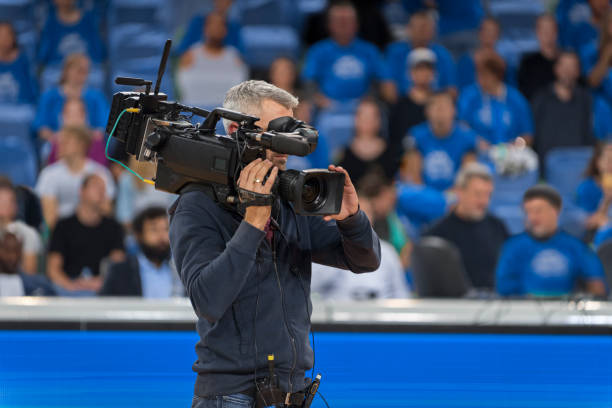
[0,103,34,140]
[239,25,300,69]
[490,169,539,205]
[490,203,524,235]
[545,146,593,201]
[0,135,37,187]
[237,0,299,26]
[107,0,169,30]
[560,200,588,239]
[109,24,169,62]
[313,103,358,161]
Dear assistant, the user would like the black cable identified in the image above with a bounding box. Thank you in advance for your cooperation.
[317,391,331,408]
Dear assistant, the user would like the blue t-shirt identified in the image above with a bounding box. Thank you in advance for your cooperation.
[580,40,612,105]
[175,14,243,56]
[396,182,448,232]
[38,10,105,65]
[594,97,612,140]
[594,223,612,247]
[302,38,390,101]
[456,51,516,90]
[32,87,109,132]
[556,0,594,49]
[0,53,37,104]
[496,230,605,296]
[401,0,484,35]
[575,177,602,213]
[410,122,477,191]
[458,83,533,144]
[386,41,456,95]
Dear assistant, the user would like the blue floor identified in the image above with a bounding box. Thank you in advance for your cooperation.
[0,331,611,407]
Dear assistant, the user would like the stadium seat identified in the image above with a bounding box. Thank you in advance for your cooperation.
[0,103,34,141]
[490,169,539,205]
[545,146,593,201]
[107,0,169,30]
[490,203,525,235]
[411,236,472,298]
[237,0,298,26]
[559,201,588,239]
[239,25,300,69]
[109,24,169,62]
[0,135,38,187]
[313,103,358,160]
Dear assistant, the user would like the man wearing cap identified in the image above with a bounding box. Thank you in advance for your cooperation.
[496,185,607,297]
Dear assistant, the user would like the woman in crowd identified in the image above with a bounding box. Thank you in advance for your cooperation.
[576,142,612,232]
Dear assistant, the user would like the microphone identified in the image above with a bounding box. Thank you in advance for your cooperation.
[250,132,311,156]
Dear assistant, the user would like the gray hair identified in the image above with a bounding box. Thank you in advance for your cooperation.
[222,80,299,133]
[455,162,493,189]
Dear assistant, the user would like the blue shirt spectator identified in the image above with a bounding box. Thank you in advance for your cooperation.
[302,2,395,105]
[38,1,105,66]
[0,23,37,104]
[386,11,455,95]
[576,176,602,213]
[411,122,477,191]
[558,0,610,51]
[401,0,484,36]
[458,53,533,145]
[594,96,612,140]
[176,13,242,56]
[496,184,607,297]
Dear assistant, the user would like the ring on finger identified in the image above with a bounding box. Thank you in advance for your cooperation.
[254,179,261,183]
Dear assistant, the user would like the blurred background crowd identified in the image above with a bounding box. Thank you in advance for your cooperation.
[2,0,612,300]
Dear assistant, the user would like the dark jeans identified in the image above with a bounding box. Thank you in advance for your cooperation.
[191,393,255,408]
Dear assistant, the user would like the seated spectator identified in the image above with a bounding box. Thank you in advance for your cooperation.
[0,177,41,275]
[576,142,612,231]
[403,92,477,191]
[47,174,125,295]
[336,98,394,184]
[424,163,508,290]
[33,53,108,152]
[302,1,395,107]
[458,52,534,147]
[532,51,595,166]
[457,17,514,90]
[0,231,56,297]
[388,48,434,166]
[177,12,248,108]
[0,22,36,104]
[564,0,609,51]
[100,207,183,298]
[496,185,607,297]
[518,14,561,101]
[175,0,241,56]
[386,10,456,96]
[115,157,176,227]
[311,191,410,300]
[35,126,114,229]
[585,9,612,104]
[37,0,105,66]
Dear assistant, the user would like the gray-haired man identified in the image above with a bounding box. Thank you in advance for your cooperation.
[169,80,381,407]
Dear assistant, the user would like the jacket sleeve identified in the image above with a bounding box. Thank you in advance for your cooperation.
[169,192,266,322]
[307,210,381,273]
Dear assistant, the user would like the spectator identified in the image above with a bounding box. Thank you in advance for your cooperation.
[496,185,607,297]
[0,231,56,297]
[576,142,612,231]
[37,0,105,66]
[403,92,477,192]
[585,9,612,105]
[458,52,534,147]
[33,53,108,149]
[0,22,36,104]
[175,0,241,56]
[47,174,124,295]
[564,0,610,51]
[386,10,456,96]
[457,17,514,91]
[518,14,561,101]
[302,1,396,107]
[35,126,115,229]
[100,207,183,298]
[388,48,434,167]
[177,12,248,109]
[0,178,41,275]
[594,96,612,140]
[115,157,175,227]
[310,193,409,300]
[336,98,394,184]
[424,163,508,290]
[268,57,314,125]
[532,52,595,166]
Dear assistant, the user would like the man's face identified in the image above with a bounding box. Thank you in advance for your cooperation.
[555,54,580,86]
[409,15,434,47]
[204,13,227,44]
[258,99,294,170]
[354,101,381,135]
[138,216,170,263]
[80,175,106,209]
[328,6,358,45]
[0,233,21,275]
[524,198,559,237]
[426,95,455,130]
[456,177,493,221]
[410,64,435,88]
[57,130,87,160]
[536,16,557,49]
[478,20,500,48]
[0,189,17,225]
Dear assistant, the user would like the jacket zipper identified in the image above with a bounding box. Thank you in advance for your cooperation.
[271,233,298,393]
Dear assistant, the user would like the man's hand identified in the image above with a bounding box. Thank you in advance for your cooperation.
[323,165,359,222]
[238,158,278,230]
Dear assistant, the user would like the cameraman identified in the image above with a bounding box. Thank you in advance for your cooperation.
[169,80,381,408]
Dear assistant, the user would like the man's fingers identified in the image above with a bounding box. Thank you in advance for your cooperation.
[239,158,261,187]
[245,159,265,186]
[253,160,273,190]
[328,164,352,187]
[262,166,278,193]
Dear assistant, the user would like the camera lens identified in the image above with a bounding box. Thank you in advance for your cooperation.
[302,175,326,212]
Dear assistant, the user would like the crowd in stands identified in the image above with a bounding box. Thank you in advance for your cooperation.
[2,0,612,301]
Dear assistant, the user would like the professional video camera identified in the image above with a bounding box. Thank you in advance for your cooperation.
[105,40,344,215]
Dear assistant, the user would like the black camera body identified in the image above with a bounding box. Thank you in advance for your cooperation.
[105,40,344,215]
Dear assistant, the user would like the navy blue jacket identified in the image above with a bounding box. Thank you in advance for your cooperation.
[169,190,381,397]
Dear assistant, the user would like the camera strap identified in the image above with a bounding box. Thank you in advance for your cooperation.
[237,187,275,211]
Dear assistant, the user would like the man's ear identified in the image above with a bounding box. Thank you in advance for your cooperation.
[228,122,239,135]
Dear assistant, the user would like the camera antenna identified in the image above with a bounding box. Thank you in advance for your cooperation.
[154,39,172,96]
